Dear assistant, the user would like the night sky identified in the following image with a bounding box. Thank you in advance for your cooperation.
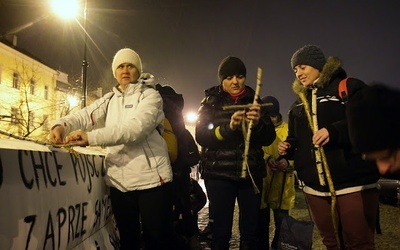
[1,0,399,120]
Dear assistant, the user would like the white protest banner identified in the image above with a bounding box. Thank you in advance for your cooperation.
[0,139,119,249]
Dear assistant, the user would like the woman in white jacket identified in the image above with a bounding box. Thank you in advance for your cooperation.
[48,48,174,250]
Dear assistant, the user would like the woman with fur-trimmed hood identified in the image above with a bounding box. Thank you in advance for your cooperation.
[278,45,380,249]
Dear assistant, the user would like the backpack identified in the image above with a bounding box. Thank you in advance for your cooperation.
[156,84,201,246]
[163,118,178,163]
[155,83,200,177]
[338,77,349,103]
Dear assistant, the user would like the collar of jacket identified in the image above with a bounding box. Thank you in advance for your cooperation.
[114,77,156,97]
[292,56,343,96]
[205,84,255,98]
[114,83,139,95]
[274,113,283,127]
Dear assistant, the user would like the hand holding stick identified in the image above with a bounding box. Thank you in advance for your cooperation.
[222,103,272,111]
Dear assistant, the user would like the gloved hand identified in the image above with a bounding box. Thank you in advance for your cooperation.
[267,157,289,171]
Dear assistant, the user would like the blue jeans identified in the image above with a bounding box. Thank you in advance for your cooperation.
[207,178,262,249]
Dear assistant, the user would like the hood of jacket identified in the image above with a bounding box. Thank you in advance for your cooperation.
[113,72,156,96]
[292,56,347,96]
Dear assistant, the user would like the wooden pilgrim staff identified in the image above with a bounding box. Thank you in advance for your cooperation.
[0,128,80,158]
[299,90,341,249]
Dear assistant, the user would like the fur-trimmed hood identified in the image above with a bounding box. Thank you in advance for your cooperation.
[292,56,347,95]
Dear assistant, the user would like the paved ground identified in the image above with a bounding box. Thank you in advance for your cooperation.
[194,179,400,250]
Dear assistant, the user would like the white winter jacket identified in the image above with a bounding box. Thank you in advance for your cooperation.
[52,78,173,192]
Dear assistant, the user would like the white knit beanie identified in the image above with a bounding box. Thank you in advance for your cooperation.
[111,48,143,78]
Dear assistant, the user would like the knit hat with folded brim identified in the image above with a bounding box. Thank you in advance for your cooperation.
[218,56,246,83]
[261,96,280,115]
[347,84,400,153]
[112,48,143,78]
[290,45,326,71]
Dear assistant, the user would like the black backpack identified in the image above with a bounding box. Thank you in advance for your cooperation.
[155,84,200,177]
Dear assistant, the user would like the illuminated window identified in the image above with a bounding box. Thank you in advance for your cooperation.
[44,85,49,100]
[11,107,19,124]
[12,72,20,89]
[29,111,35,130]
[43,114,49,131]
[30,79,36,95]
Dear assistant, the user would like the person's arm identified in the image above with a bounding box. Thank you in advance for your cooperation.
[48,125,66,144]
[195,96,240,147]
[48,93,111,144]
[279,108,296,160]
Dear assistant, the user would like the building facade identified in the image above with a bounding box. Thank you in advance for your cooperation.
[0,40,78,141]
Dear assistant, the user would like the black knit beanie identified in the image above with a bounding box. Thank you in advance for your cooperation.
[261,96,280,115]
[218,56,246,83]
[347,84,400,153]
[290,45,326,71]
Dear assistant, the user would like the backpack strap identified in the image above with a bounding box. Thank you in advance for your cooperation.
[338,77,349,103]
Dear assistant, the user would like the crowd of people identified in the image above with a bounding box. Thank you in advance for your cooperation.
[48,44,399,250]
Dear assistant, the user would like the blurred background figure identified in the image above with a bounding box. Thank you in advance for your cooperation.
[258,96,295,250]
[347,83,400,180]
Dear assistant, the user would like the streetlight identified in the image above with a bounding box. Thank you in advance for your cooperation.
[81,0,88,108]
[50,0,79,19]
[185,111,198,124]
[67,95,79,108]
[50,0,88,108]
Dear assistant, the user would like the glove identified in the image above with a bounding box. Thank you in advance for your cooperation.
[267,157,289,172]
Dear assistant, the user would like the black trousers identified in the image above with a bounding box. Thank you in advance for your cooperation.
[110,183,174,250]
[207,178,262,249]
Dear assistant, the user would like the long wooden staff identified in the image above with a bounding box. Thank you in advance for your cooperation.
[240,67,262,191]
[299,93,325,186]
[311,88,340,249]
[299,90,341,249]
[0,129,80,157]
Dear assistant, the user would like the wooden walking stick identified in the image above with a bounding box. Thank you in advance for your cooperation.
[299,93,326,186]
[220,68,264,193]
[299,90,341,249]
[240,67,262,194]
[311,88,340,249]
[222,103,272,110]
[0,129,80,157]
